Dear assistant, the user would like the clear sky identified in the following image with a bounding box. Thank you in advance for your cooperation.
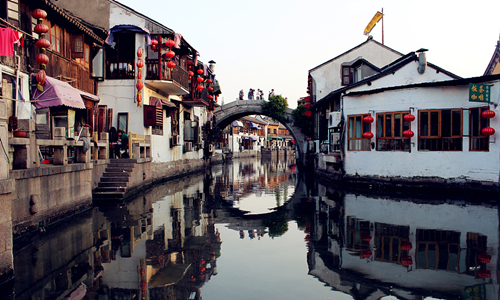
[116,0,500,108]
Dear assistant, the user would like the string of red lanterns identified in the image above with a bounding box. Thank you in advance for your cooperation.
[32,9,49,91]
[136,47,143,106]
[164,39,176,70]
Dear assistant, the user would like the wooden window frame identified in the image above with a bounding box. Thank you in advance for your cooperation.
[416,229,461,272]
[347,114,371,151]
[418,109,463,151]
[45,20,62,54]
[341,66,353,86]
[72,34,84,58]
[376,111,411,151]
[469,107,489,151]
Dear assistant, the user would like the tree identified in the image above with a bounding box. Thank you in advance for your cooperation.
[292,104,312,136]
[261,95,288,122]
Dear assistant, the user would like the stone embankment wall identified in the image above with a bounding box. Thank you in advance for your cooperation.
[10,164,94,237]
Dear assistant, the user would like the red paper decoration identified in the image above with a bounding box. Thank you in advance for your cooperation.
[400,241,412,251]
[363,115,374,123]
[167,61,176,70]
[36,70,46,91]
[137,47,143,58]
[188,71,194,78]
[401,256,413,266]
[304,103,311,109]
[136,59,144,69]
[482,127,495,136]
[136,80,143,91]
[482,110,496,119]
[34,23,49,34]
[35,38,50,48]
[35,53,49,65]
[165,50,175,58]
[32,9,47,19]
[208,86,214,92]
[165,39,175,47]
[197,69,203,75]
[196,76,204,83]
[304,111,312,117]
[363,132,374,139]
[403,130,414,138]
[404,114,415,122]
[151,39,158,50]
[196,84,203,91]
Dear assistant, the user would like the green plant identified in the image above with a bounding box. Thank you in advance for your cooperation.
[292,104,312,136]
[261,95,288,122]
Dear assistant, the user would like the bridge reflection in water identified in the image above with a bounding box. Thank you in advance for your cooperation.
[4,158,498,300]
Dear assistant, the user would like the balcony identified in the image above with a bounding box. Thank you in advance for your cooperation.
[145,60,189,95]
[106,60,135,79]
[181,87,210,107]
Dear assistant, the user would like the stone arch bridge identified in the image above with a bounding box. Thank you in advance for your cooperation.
[213,100,307,164]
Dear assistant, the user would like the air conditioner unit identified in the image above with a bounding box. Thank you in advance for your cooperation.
[208,144,214,152]
[331,132,340,145]
[329,112,341,128]
[184,142,192,152]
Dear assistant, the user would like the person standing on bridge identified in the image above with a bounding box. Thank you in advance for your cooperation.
[256,89,261,100]
[239,89,244,100]
[260,89,264,100]
[269,89,275,98]
[248,88,254,100]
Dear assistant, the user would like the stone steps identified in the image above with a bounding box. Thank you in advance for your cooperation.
[93,159,137,201]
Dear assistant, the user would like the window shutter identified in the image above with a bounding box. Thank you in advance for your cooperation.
[72,34,84,58]
[144,105,157,127]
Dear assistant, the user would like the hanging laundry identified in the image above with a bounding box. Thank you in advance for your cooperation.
[0,27,18,56]
[14,30,24,47]
[174,33,182,48]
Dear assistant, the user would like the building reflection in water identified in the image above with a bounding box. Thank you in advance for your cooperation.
[307,185,499,300]
[6,156,499,300]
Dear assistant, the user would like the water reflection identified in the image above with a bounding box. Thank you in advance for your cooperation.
[4,157,499,300]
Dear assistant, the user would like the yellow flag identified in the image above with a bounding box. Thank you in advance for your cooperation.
[363,11,383,36]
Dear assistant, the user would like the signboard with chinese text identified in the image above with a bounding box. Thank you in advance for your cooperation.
[463,284,486,300]
[469,83,491,103]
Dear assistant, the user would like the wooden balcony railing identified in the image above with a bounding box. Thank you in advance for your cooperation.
[106,61,135,79]
[145,59,189,91]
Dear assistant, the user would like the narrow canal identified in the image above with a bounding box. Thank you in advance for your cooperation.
[3,157,499,300]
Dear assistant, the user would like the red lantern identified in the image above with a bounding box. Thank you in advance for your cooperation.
[304,103,311,109]
[137,71,142,80]
[136,80,143,91]
[36,69,46,84]
[361,234,372,242]
[400,241,412,251]
[307,89,310,94]
[478,270,491,278]
[165,50,175,58]
[361,250,372,258]
[35,53,49,65]
[32,9,47,20]
[208,95,214,100]
[137,47,143,58]
[196,76,204,83]
[34,23,49,34]
[482,110,496,119]
[208,86,214,92]
[137,93,142,103]
[197,69,203,75]
[363,132,374,139]
[401,256,413,266]
[197,84,203,91]
[188,71,194,77]
[136,59,144,69]
[363,115,374,123]
[478,253,492,264]
[35,38,51,48]
[151,39,158,50]
[165,39,175,48]
[403,130,414,138]
[404,114,415,122]
[207,79,213,84]
[167,61,176,70]
[482,127,495,136]
[304,111,312,117]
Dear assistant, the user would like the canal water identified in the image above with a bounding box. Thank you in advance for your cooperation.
[3,157,499,300]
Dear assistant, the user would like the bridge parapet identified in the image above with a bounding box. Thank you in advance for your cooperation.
[213,100,309,165]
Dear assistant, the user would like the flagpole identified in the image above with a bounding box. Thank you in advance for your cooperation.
[381,7,384,45]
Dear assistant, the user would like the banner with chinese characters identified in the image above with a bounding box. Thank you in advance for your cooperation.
[469,83,491,103]
[463,284,486,300]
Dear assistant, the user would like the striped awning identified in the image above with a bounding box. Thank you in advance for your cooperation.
[232,121,243,127]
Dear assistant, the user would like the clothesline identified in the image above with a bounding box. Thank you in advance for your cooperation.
[0,17,34,39]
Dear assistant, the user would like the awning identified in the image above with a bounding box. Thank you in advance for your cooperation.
[267,136,283,141]
[31,74,86,109]
[250,136,258,141]
[250,122,260,129]
[105,24,152,46]
[150,96,176,108]
[232,121,243,127]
